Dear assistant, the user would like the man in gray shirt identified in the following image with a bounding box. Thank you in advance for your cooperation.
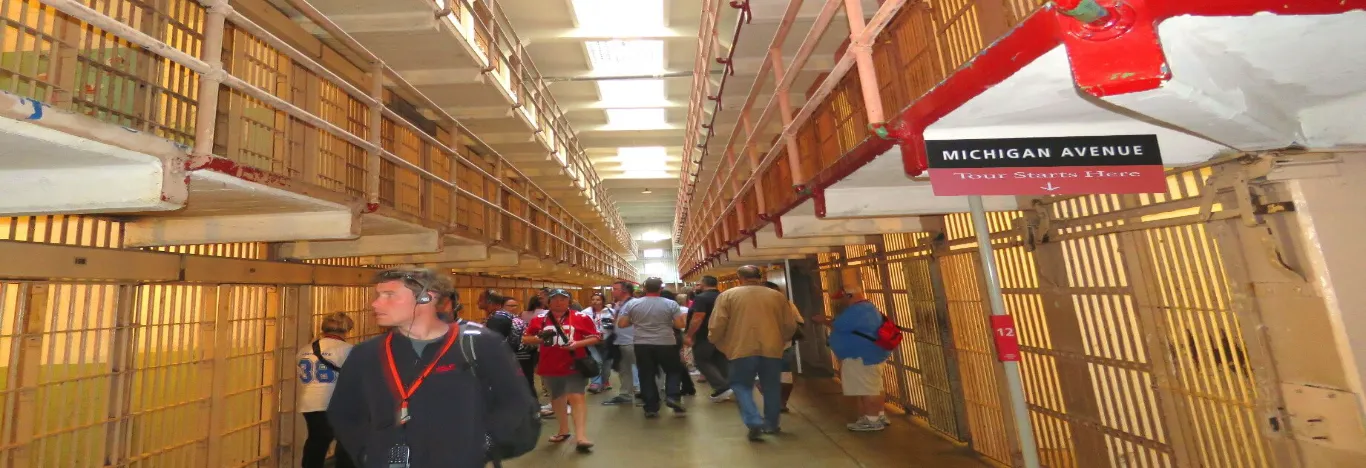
[617,277,688,417]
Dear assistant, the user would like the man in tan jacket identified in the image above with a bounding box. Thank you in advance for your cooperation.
[709,265,800,441]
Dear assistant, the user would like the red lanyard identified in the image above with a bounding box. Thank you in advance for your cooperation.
[382,327,458,424]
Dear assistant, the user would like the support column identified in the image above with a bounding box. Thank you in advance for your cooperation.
[6,284,49,468]
[199,286,225,465]
[366,63,384,210]
[277,286,312,467]
[190,0,230,163]
[257,286,282,465]
[768,52,807,187]
[969,196,1040,468]
[445,131,460,230]
[842,0,886,124]
[103,285,138,466]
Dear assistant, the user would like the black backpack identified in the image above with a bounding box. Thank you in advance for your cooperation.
[456,323,540,465]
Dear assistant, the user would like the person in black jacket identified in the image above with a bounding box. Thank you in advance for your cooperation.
[327,267,536,467]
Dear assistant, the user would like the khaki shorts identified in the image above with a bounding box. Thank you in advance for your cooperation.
[839,358,884,396]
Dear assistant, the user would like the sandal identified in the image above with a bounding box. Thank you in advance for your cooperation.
[575,441,595,453]
[548,433,571,443]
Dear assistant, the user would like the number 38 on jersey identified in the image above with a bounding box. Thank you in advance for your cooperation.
[298,358,338,383]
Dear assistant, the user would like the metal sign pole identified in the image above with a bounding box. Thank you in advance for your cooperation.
[969,195,1041,468]
[784,258,803,374]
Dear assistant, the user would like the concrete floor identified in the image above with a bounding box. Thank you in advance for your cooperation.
[504,378,988,468]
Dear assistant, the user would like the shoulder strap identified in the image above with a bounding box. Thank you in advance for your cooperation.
[458,323,480,377]
[850,314,889,342]
[312,339,343,371]
[547,312,571,341]
[545,313,586,358]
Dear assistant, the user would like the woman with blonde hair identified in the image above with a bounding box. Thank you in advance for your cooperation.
[297,312,356,468]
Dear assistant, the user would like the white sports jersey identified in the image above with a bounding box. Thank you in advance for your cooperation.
[296,337,354,413]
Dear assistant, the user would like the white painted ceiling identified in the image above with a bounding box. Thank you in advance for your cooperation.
[497,0,869,227]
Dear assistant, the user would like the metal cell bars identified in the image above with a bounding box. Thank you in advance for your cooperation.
[312,286,381,343]
[148,242,267,259]
[883,248,924,414]
[0,282,120,467]
[379,117,424,216]
[0,0,64,105]
[29,0,635,276]
[816,252,840,320]
[429,128,455,226]
[461,0,626,246]
[222,24,293,178]
[939,251,1013,464]
[1057,230,1170,468]
[0,0,202,143]
[897,250,967,440]
[1135,222,1267,468]
[874,5,943,125]
[301,257,369,267]
[216,285,275,466]
[0,215,123,247]
[929,0,988,75]
[122,283,214,466]
[313,75,368,198]
[0,282,19,467]
[1006,0,1053,25]
[881,235,933,417]
[994,233,1077,468]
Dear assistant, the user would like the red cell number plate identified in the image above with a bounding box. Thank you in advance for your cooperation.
[990,315,1022,362]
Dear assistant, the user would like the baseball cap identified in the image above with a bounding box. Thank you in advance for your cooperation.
[547,288,572,299]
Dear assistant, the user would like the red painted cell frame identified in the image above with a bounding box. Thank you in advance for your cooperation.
[685,0,1366,275]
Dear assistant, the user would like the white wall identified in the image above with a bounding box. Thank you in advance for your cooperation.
[628,223,678,283]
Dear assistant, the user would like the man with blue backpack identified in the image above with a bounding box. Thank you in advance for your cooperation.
[812,286,901,432]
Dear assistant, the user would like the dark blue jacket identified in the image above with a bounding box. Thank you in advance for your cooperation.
[328,324,535,467]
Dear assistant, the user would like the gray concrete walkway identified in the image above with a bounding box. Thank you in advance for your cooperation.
[504,378,987,467]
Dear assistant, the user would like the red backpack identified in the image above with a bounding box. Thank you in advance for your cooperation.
[854,313,904,351]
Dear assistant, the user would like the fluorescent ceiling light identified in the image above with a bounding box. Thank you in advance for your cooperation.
[605,108,668,129]
[618,146,668,158]
[641,231,671,241]
[571,0,664,30]
[598,79,666,105]
[585,40,664,75]
[616,146,670,172]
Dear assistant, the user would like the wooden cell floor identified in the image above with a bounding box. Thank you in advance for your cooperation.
[496,377,987,468]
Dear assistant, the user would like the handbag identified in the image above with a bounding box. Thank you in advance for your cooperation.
[548,312,600,379]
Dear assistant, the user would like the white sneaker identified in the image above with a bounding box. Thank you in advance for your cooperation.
[709,388,735,402]
[847,418,887,432]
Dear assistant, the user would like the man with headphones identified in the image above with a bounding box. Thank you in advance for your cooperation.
[437,290,463,324]
[327,267,539,467]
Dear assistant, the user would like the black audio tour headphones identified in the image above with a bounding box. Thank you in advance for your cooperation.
[396,273,436,305]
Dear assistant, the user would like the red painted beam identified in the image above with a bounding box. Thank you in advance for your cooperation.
[686,0,1365,267]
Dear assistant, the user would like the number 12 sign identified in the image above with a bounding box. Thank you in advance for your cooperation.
[990,315,1022,362]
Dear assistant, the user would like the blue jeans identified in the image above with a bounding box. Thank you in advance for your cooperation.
[728,356,783,429]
